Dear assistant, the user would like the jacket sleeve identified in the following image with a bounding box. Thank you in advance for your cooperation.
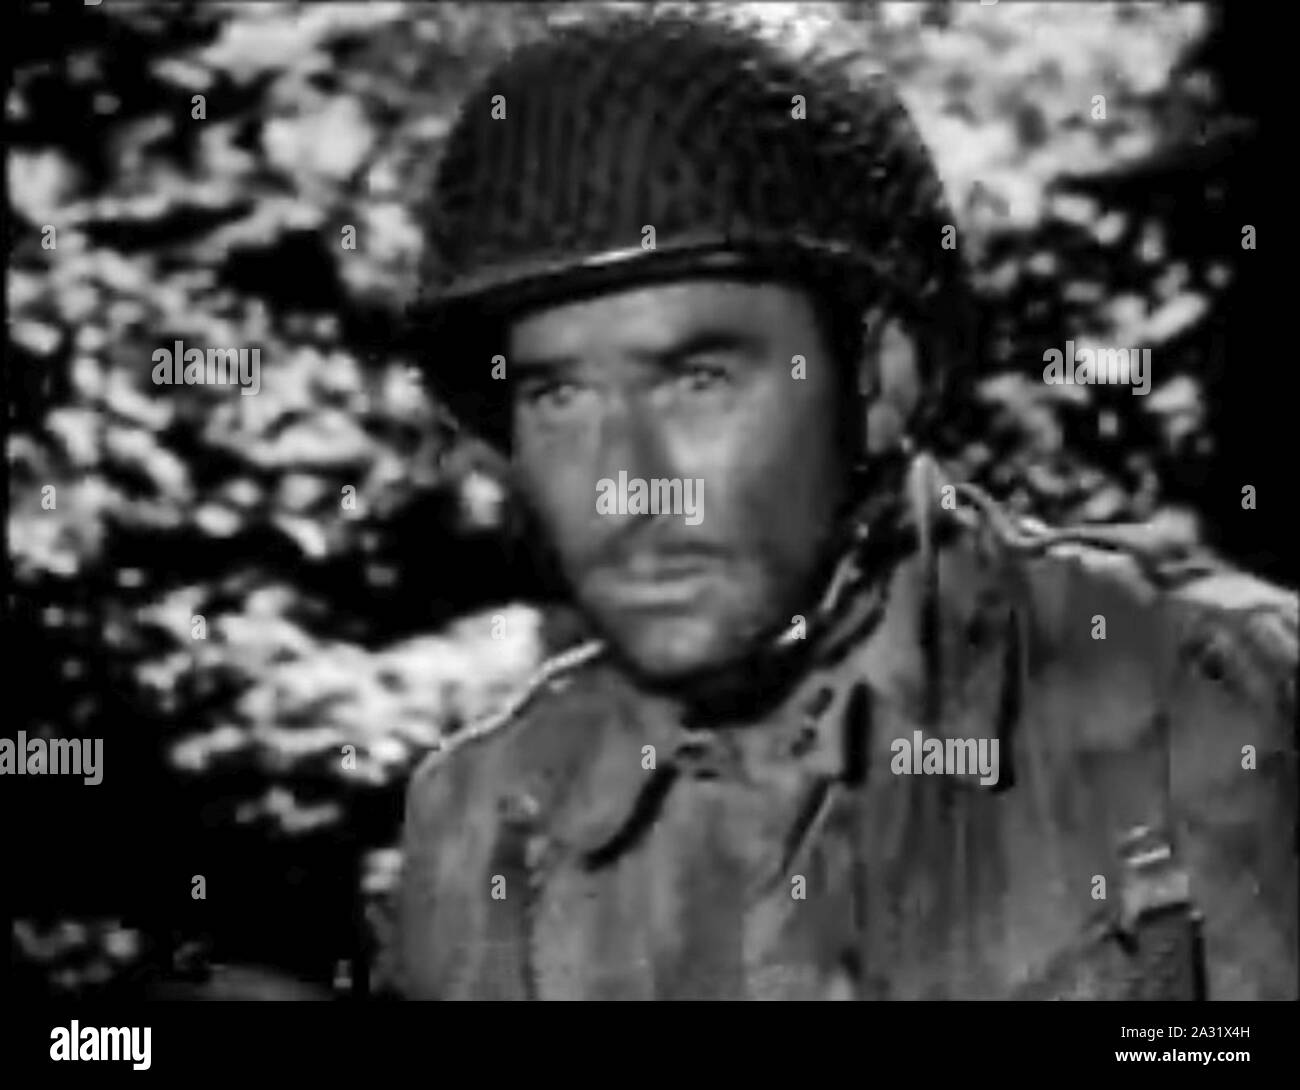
[395,744,487,999]
[969,517,1296,999]
[1162,570,1298,999]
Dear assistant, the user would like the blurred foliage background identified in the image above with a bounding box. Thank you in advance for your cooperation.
[7,1,1283,999]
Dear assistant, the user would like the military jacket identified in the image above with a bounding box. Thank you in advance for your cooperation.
[395,497,1297,1000]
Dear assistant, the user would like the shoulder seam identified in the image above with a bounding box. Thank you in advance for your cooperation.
[414,637,607,776]
[949,479,1228,590]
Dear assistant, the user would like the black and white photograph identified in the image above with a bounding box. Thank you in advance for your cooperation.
[6,0,1295,1066]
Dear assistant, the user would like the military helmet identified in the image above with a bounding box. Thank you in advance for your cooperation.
[409,10,973,441]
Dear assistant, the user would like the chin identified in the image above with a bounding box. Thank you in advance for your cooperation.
[587,598,779,692]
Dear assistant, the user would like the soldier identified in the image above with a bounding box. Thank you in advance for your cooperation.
[394,11,1297,1000]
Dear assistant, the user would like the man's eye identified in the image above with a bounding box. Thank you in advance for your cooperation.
[678,362,731,392]
[518,380,581,410]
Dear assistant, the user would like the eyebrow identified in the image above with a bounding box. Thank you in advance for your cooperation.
[510,328,767,376]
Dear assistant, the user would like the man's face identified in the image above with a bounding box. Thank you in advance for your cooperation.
[506,278,856,688]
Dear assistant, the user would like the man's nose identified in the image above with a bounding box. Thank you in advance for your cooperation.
[598,392,676,484]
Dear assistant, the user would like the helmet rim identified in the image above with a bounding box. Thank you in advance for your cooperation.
[410,232,906,330]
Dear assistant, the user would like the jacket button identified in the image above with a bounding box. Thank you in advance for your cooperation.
[499,792,541,825]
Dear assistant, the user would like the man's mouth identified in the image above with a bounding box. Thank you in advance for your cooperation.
[591,550,725,607]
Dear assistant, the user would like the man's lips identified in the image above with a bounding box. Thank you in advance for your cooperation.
[618,551,720,580]
[588,549,727,605]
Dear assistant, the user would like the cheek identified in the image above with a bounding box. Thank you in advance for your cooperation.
[706,375,846,520]
[511,431,602,551]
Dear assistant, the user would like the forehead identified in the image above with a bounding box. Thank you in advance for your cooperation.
[505,278,821,357]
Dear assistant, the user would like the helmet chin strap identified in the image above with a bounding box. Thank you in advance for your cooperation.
[905,448,945,727]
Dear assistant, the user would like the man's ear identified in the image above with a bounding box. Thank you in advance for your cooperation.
[860,309,922,454]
